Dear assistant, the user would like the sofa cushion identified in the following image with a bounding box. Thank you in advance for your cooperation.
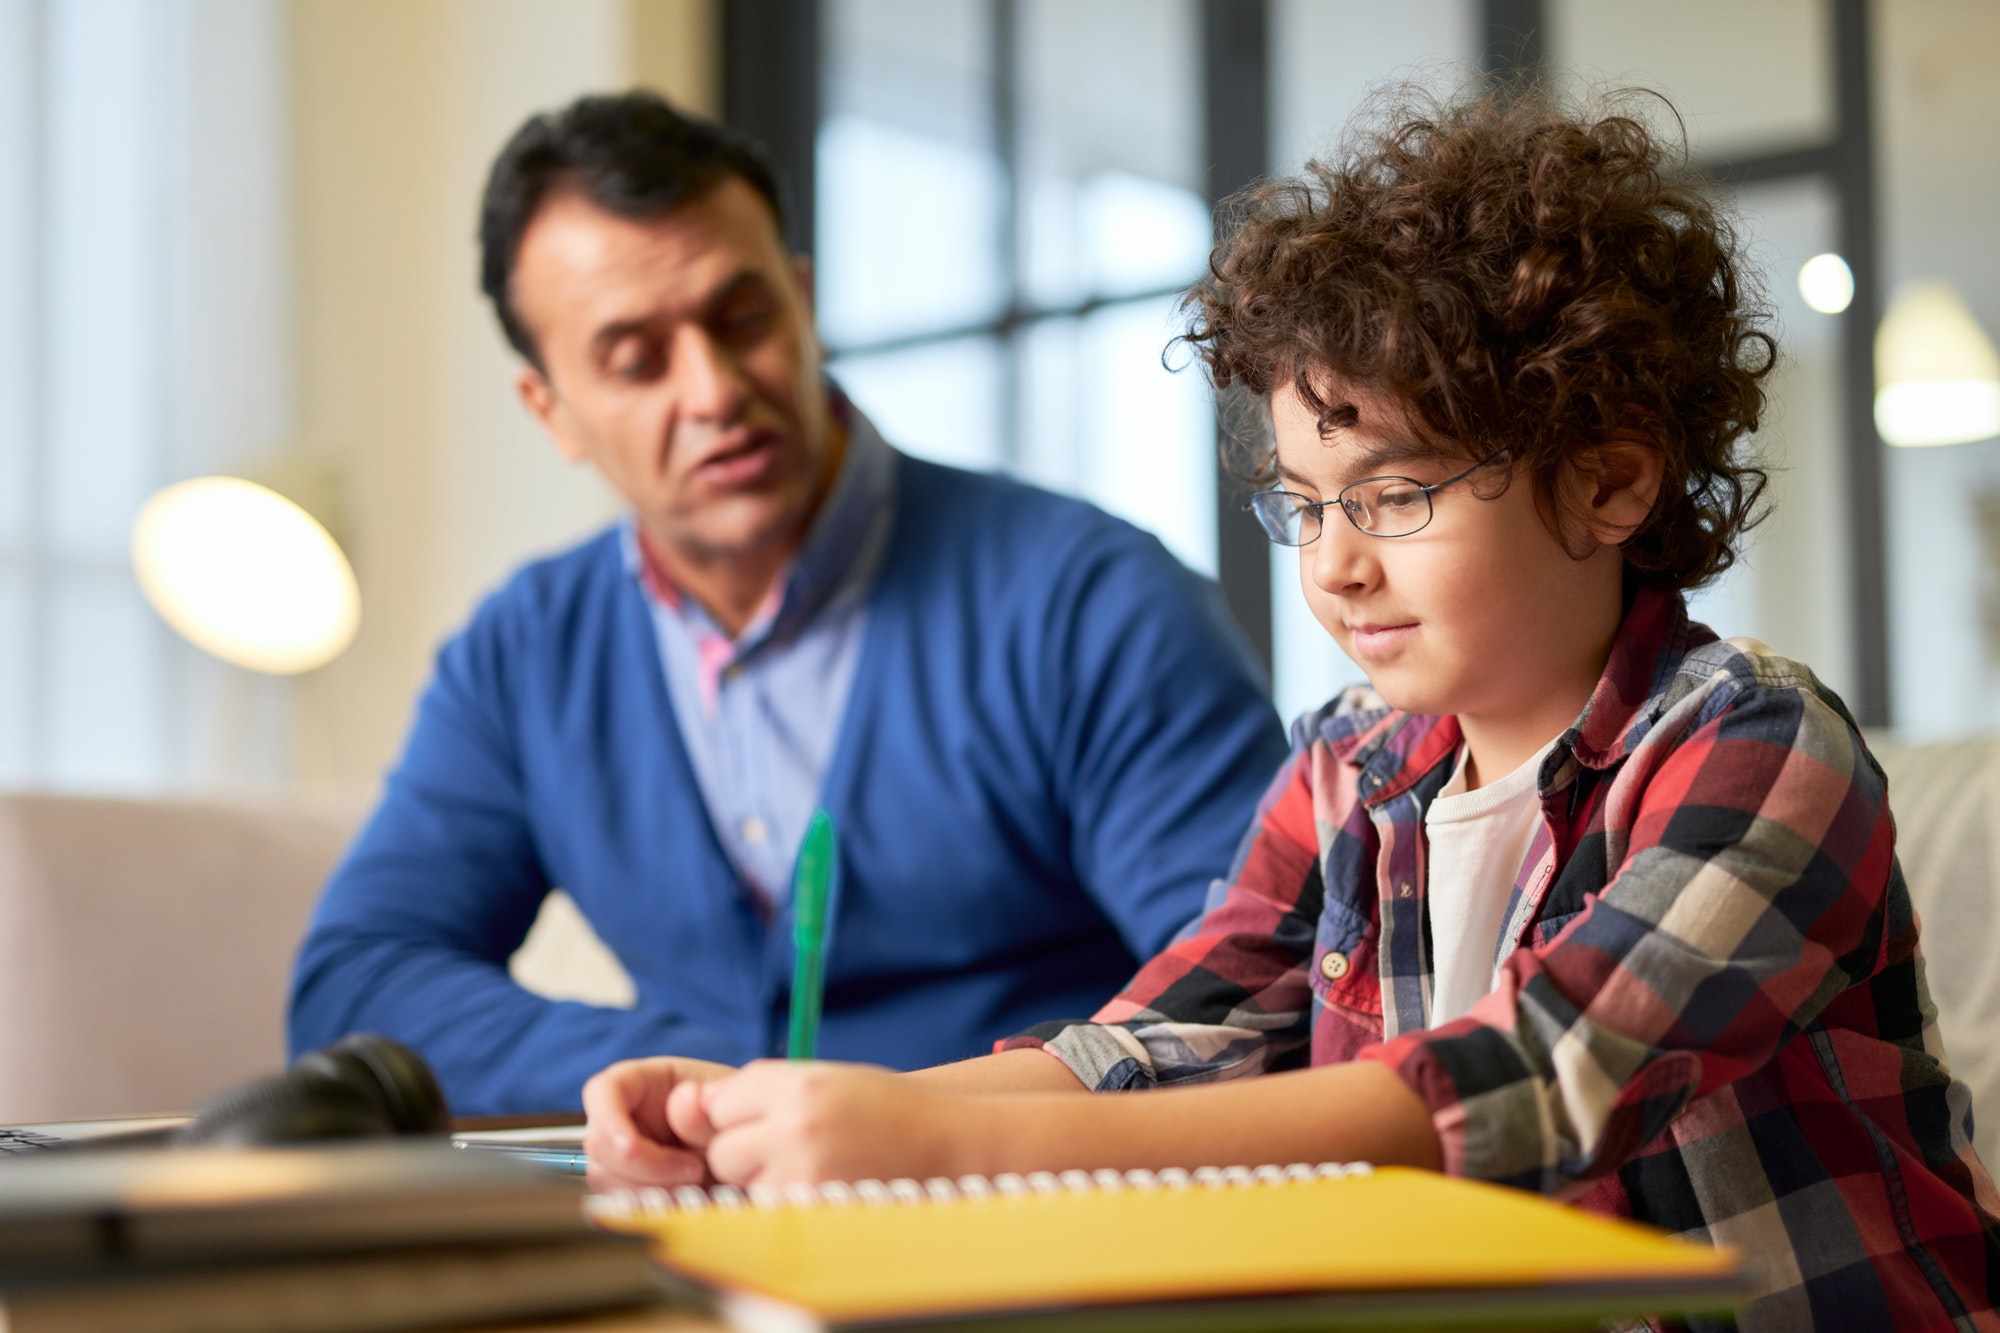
[0,792,361,1121]
[1873,735,2000,1167]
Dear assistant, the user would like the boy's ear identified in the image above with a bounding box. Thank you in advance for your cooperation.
[1570,438,1665,547]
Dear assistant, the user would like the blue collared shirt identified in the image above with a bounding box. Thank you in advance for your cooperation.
[620,405,896,906]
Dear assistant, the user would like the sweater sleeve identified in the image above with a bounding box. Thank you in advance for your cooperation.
[1041,523,1291,962]
[286,589,757,1115]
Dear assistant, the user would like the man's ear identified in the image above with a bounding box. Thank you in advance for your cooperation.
[1571,438,1665,547]
[515,365,586,465]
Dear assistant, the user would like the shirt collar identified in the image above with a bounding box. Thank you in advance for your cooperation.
[769,389,896,641]
[1343,586,1711,806]
[620,385,898,650]
[1564,586,1715,768]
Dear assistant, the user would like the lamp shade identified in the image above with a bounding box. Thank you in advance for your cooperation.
[131,476,361,675]
[1874,281,2000,447]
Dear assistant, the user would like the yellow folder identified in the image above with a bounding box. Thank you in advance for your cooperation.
[589,1163,1746,1330]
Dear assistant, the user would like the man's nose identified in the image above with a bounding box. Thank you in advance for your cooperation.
[1308,513,1375,595]
[672,326,747,420]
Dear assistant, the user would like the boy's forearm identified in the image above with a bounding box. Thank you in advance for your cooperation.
[905,1046,1091,1095]
[949,1060,1443,1178]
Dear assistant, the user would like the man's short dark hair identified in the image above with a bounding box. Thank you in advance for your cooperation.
[478,89,790,368]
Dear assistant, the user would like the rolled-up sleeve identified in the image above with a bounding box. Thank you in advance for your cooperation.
[1362,673,1896,1195]
[1000,740,1325,1089]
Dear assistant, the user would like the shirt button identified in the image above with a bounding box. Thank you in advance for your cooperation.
[740,816,769,845]
[1319,951,1350,982]
[1399,882,1413,899]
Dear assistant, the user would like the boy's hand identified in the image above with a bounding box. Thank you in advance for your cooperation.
[582,1056,736,1192]
[699,1059,971,1186]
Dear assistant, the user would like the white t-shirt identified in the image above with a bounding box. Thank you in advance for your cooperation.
[1422,739,1556,1026]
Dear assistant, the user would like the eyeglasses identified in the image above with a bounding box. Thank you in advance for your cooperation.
[1244,453,1508,545]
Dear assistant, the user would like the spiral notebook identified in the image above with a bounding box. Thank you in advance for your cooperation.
[589,1162,1747,1331]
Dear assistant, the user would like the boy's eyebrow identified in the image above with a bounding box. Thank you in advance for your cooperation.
[1278,434,1452,490]
[1349,440,1434,476]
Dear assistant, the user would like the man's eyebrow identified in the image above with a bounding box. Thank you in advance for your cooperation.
[584,270,772,358]
[589,317,658,359]
[699,270,776,317]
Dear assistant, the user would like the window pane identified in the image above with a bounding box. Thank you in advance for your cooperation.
[0,567,30,782]
[11,0,292,791]
[0,0,31,552]
[46,566,166,788]
[829,335,1005,473]
[1684,177,1853,703]
[819,0,1005,348]
[1015,297,1215,578]
[1017,0,1208,309]
[1270,0,1479,175]
[44,0,175,562]
[820,0,1218,584]
[1547,0,1833,161]
[1880,1,2000,738]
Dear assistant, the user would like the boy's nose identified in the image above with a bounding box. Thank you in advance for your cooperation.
[1307,518,1375,595]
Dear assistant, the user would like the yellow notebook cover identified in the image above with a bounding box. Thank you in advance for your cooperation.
[589,1163,1745,1330]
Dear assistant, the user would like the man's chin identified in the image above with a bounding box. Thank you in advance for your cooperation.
[651,506,808,568]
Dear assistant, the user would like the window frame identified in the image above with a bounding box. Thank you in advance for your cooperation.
[727,0,1888,723]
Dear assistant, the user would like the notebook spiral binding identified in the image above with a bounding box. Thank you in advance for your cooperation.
[587,1160,1374,1221]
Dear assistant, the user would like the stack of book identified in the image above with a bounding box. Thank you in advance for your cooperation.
[0,1139,663,1332]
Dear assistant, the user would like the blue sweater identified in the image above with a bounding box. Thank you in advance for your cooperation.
[289,456,1288,1114]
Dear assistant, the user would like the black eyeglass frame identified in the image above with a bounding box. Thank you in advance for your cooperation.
[1244,452,1510,546]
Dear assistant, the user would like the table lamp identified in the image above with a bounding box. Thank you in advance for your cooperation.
[1874,281,2000,448]
[130,473,360,675]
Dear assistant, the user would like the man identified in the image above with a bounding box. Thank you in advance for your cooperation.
[288,91,1286,1114]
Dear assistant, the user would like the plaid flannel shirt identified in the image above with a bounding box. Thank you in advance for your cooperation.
[1005,589,2000,1331]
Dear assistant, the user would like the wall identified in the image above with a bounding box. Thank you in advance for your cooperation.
[288,0,717,789]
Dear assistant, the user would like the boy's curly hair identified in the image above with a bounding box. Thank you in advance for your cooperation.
[1183,85,1776,591]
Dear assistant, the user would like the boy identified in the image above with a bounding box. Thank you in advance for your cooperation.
[582,88,2000,1329]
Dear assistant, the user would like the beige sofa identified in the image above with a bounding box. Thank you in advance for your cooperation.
[0,735,1994,1150]
[1870,735,2000,1164]
[0,793,361,1122]
[0,792,630,1123]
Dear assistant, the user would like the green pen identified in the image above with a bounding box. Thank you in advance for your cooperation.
[787,808,836,1060]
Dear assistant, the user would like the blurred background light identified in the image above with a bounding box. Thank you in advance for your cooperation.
[131,477,361,676]
[1798,252,1855,314]
[1874,281,2000,447]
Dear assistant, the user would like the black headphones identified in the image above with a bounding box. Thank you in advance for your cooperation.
[173,1033,451,1146]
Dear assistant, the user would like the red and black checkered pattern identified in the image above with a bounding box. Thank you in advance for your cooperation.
[1005,590,2000,1331]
